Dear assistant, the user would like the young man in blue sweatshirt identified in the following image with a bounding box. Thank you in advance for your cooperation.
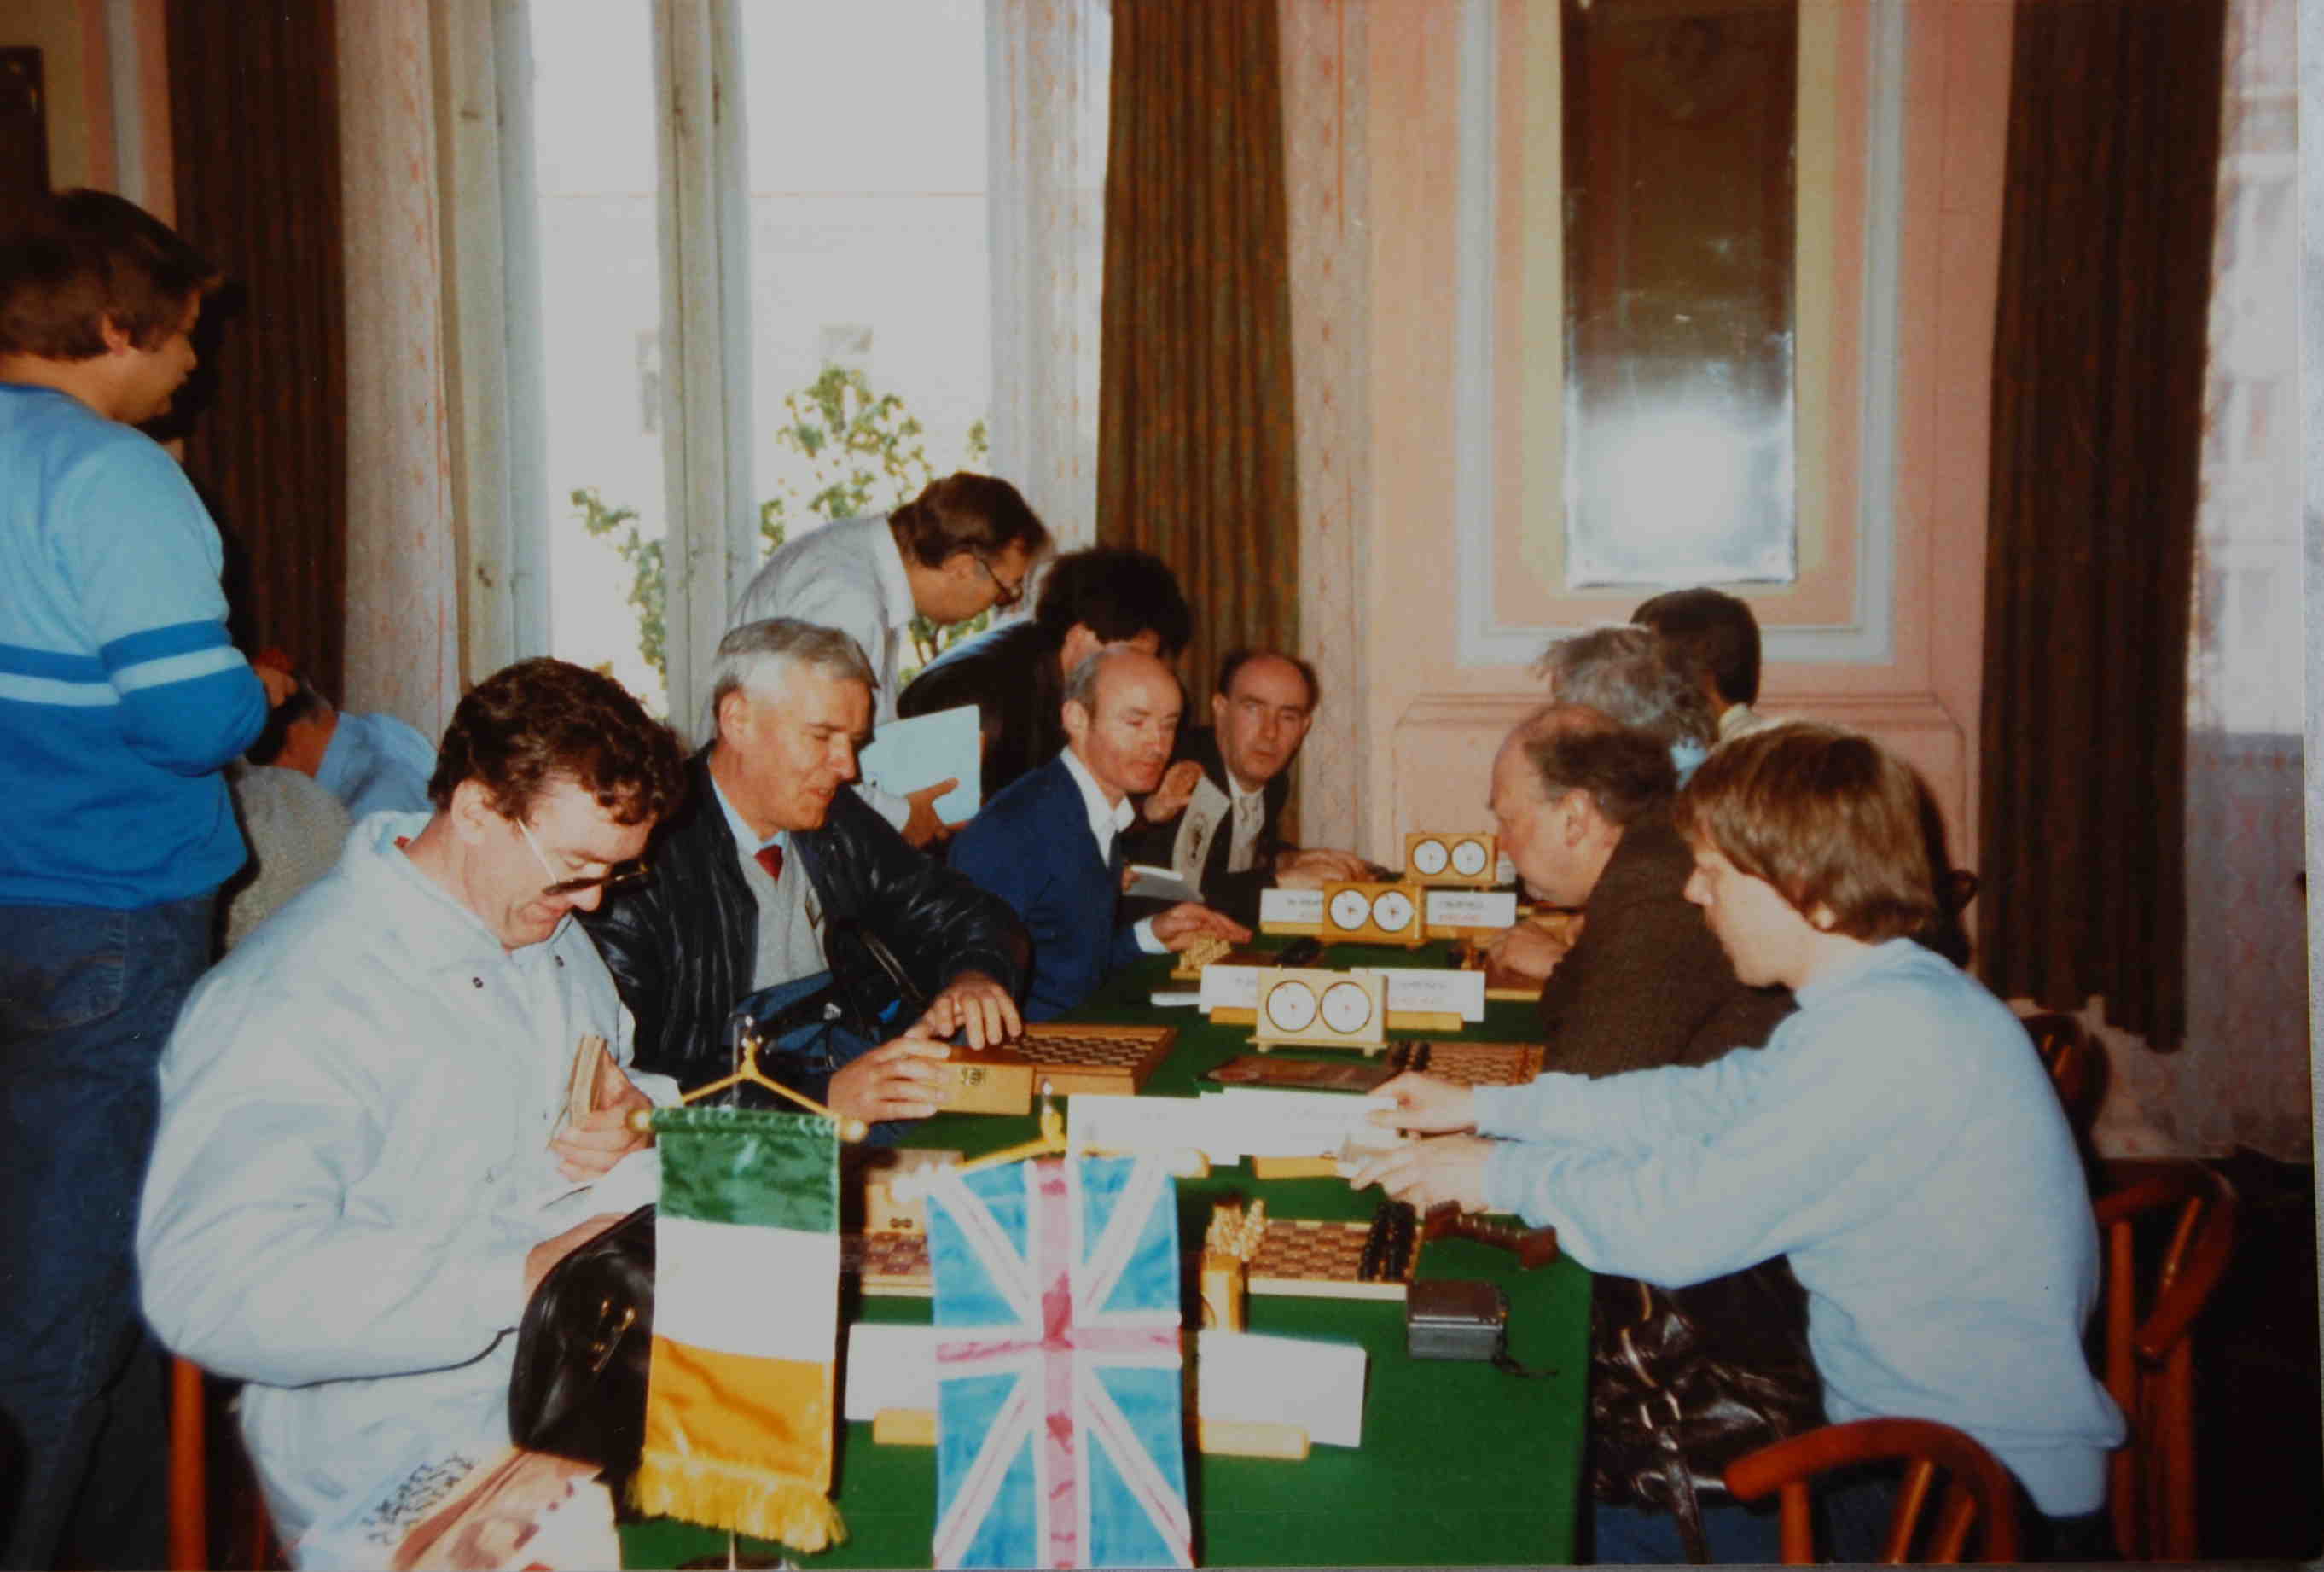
[0,189,287,1569]
[1356,723,2124,1561]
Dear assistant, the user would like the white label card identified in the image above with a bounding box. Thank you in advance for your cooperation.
[1259,888,1324,927]
[1198,964,1264,1012]
[1426,888,1519,928]
[1382,968,1488,1021]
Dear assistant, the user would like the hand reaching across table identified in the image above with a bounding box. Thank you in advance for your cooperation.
[1149,901,1252,952]
[1347,1135,1494,1216]
[1368,1070,1478,1133]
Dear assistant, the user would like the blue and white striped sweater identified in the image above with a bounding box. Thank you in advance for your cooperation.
[1,382,265,907]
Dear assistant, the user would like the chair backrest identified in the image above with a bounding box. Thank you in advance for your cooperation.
[2020,1010,2106,1141]
[2093,1163,2238,1559]
[1723,1416,2023,1563]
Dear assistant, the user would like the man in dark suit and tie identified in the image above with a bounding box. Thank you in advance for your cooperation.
[950,646,1247,1020]
[1121,649,1372,927]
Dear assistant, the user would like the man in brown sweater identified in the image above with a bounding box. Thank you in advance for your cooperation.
[1489,704,1792,1074]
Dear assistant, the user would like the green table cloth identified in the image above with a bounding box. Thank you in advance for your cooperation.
[624,944,1587,1568]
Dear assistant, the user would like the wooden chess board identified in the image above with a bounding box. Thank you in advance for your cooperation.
[1386,1039,1544,1087]
[947,1022,1177,1112]
[844,1231,933,1297]
[1246,1207,1418,1301]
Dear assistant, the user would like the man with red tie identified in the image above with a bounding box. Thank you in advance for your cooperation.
[582,619,1028,1129]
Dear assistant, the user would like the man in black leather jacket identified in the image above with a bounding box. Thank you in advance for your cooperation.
[583,619,1029,1127]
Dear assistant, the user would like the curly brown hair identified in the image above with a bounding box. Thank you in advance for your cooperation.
[427,659,686,827]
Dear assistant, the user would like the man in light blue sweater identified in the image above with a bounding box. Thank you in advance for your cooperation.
[1356,723,2124,1560]
[0,190,286,1569]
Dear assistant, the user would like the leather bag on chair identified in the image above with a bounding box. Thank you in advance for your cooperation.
[1588,1256,1824,1563]
[508,1203,657,1483]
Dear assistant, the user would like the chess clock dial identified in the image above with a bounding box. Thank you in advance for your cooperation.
[1328,888,1373,931]
[1371,888,1416,933]
[1451,838,1490,877]
[1410,837,1450,877]
[1320,981,1376,1035]
[1264,981,1320,1033]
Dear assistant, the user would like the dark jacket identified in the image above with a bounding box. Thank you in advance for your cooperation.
[948,754,1146,1022]
[581,749,1030,1085]
[1535,809,1794,1076]
[897,620,1066,801]
[1118,726,1290,928]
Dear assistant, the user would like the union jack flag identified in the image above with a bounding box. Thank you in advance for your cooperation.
[925,1153,1194,1569]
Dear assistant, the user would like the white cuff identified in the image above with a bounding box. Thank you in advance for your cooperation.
[1132,917,1165,955]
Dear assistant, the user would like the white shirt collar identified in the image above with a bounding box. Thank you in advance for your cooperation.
[1224,769,1265,808]
[869,515,919,632]
[709,766,785,857]
[1060,746,1134,855]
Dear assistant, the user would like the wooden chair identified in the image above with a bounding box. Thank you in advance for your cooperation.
[1723,1417,2023,1563]
[2021,1010,2105,1142]
[2094,1163,2238,1559]
[169,1355,278,1570]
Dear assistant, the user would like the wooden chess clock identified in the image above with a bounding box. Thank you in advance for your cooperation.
[1405,831,1497,888]
[1321,881,1426,947]
[1252,967,1388,1054]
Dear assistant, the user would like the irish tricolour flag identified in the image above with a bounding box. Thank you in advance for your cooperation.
[632,1106,846,1552]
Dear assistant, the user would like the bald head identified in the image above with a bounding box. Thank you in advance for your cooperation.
[1063,646,1182,802]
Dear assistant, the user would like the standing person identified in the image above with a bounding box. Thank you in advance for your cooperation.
[898,544,1192,799]
[729,472,1052,845]
[0,189,287,1569]
[1356,724,2124,1561]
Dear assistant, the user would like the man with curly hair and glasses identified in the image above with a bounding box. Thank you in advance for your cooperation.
[138,659,688,1562]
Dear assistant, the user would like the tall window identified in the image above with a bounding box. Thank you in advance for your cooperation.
[514,0,995,719]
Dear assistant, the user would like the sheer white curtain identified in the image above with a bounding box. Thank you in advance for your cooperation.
[2102,0,2307,1161]
[986,0,1110,550]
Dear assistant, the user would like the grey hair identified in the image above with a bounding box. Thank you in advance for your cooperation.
[1532,625,1716,751]
[1063,643,1165,711]
[710,618,875,713]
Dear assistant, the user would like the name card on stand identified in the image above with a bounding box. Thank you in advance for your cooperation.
[1425,888,1519,938]
[1259,888,1325,933]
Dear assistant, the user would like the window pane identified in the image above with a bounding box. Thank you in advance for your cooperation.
[527,2,671,714]
[739,0,992,603]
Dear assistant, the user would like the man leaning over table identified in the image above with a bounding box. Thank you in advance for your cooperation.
[0,189,291,1570]
[950,644,1248,1021]
[1121,648,1371,928]
[729,471,1052,846]
[1356,723,2124,1562]
[583,618,1030,1129]
[137,658,688,1563]
[1486,703,1790,1076]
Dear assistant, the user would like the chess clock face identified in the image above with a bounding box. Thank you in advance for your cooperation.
[1320,980,1376,1035]
[1451,837,1490,877]
[1328,888,1374,932]
[1371,888,1416,932]
[1410,837,1450,877]
[1264,980,1320,1034]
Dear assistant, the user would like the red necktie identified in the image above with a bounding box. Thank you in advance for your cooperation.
[755,844,784,882]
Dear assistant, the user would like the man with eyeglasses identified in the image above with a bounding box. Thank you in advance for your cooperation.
[137,658,690,1557]
[729,471,1052,847]
[584,619,1031,1127]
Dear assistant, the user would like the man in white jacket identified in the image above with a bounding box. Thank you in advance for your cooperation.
[137,659,688,1563]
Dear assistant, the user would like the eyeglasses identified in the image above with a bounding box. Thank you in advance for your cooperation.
[513,815,649,899]
[971,553,1025,611]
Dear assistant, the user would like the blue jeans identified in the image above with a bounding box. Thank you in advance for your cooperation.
[0,894,213,1570]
